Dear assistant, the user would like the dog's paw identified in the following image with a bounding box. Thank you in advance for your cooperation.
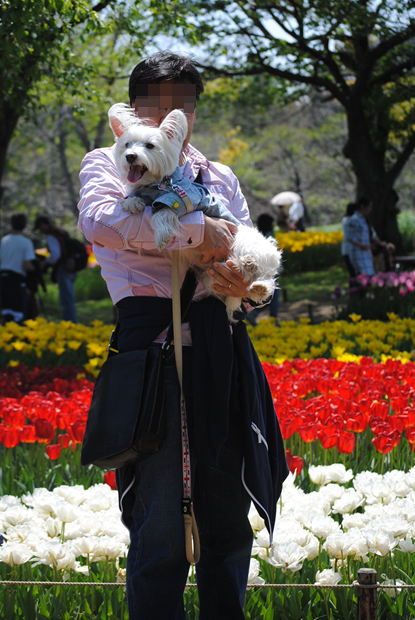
[151,209,181,251]
[240,254,258,275]
[119,196,146,214]
[248,280,273,303]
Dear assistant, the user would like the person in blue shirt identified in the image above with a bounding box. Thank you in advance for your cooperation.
[342,202,357,278]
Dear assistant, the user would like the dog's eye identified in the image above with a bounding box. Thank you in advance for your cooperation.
[125,142,130,148]
[145,143,154,150]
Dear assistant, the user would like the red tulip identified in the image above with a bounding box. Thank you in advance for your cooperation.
[1,427,20,448]
[46,444,61,460]
[58,433,70,449]
[337,431,356,454]
[35,419,55,443]
[104,471,117,490]
[20,425,37,443]
[68,419,86,443]
[297,423,318,443]
[317,426,338,449]
[285,449,304,475]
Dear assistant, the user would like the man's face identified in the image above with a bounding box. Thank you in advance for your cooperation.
[132,82,197,152]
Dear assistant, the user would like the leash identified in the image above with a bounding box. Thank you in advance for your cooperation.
[172,251,200,564]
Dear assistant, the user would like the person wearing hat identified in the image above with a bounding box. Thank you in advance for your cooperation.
[0,214,36,323]
[34,215,77,323]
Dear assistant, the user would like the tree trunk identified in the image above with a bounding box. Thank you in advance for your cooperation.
[0,104,20,208]
[343,104,402,247]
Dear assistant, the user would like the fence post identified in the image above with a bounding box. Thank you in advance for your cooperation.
[356,568,377,620]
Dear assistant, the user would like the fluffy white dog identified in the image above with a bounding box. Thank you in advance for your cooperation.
[109,103,282,321]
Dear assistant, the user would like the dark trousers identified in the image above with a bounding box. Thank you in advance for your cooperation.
[125,347,253,619]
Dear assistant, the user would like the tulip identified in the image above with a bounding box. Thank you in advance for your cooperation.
[104,471,118,490]
[318,426,338,449]
[46,444,61,460]
[337,431,356,454]
[1,427,20,448]
[58,433,70,448]
[35,418,55,443]
[285,449,304,475]
[68,419,86,443]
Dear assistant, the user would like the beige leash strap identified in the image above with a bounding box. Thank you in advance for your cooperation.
[172,251,200,564]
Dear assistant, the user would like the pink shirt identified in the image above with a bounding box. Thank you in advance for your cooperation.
[77,142,252,342]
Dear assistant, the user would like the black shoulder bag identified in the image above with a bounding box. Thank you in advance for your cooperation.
[81,269,198,470]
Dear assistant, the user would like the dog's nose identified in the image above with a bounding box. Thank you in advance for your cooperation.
[126,154,137,164]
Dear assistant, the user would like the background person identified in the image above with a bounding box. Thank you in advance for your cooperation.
[288,196,306,231]
[341,202,357,278]
[78,52,287,620]
[33,215,77,323]
[0,214,35,324]
[349,196,395,276]
[246,213,281,326]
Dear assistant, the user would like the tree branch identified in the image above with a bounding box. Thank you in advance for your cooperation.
[369,58,415,87]
[388,131,415,184]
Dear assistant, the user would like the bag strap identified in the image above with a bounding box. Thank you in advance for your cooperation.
[172,251,200,564]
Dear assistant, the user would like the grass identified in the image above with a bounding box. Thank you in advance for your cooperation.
[35,265,350,325]
[38,277,115,326]
[281,265,349,303]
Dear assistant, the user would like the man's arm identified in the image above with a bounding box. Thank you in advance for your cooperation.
[78,149,207,252]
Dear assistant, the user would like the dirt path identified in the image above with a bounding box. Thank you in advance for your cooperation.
[256,297,348,324]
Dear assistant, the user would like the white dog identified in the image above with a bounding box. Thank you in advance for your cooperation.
[109,103,282,321]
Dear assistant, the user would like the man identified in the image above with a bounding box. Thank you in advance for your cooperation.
[78,52,287,619]
[349,196,394,276]
[0,214,35,323]
[34,216,77,323]
[288,197,306,232]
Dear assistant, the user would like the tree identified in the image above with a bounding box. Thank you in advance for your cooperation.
[159,0,415,243]
[0,0,163,208]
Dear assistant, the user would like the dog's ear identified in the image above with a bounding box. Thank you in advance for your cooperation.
[160,110,188,145]
[108,103,138,139]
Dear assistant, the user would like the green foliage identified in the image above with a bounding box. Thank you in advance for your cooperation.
[283,244,343,275]
[74,267,110,302]
[338,289,415,322]
[398,210,415,253]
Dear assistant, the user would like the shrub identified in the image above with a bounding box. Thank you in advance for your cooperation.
[74,266,109,301]
[398,210,415,253]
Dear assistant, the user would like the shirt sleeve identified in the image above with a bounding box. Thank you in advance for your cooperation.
[77,149,205,252]
[46,236,61,264]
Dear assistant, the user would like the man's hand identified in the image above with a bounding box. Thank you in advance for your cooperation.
[197,218,238,265]
[209,260,251,298]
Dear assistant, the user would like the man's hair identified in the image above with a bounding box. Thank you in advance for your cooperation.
[34,215,51,230]
[357,196,371,209]
[129,51,204,105]
[256,213,274,235]
[345,202,357,217]
[11,214,27,231]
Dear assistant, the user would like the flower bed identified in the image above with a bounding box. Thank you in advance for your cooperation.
[248,314,415,363]
[1,467,415,619]
[274,231,343,274]
[339,271,415,321]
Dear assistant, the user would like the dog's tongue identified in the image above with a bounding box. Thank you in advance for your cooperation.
[127,165,144,184]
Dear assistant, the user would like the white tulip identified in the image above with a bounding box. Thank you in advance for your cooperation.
[302,534,320,560]
[342,514,367,530]
[268,542,306,573]
[248,505,265,532]
[309,516,341,539]
[398,536,415,553]
[315,568,342,586]
[380,574,406,597]
[56,504,78,524]
[247,558,266,586]
[0,543,33,566]
[365,529,398,557]
[332,489,364,514]
[318,484,345,503]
